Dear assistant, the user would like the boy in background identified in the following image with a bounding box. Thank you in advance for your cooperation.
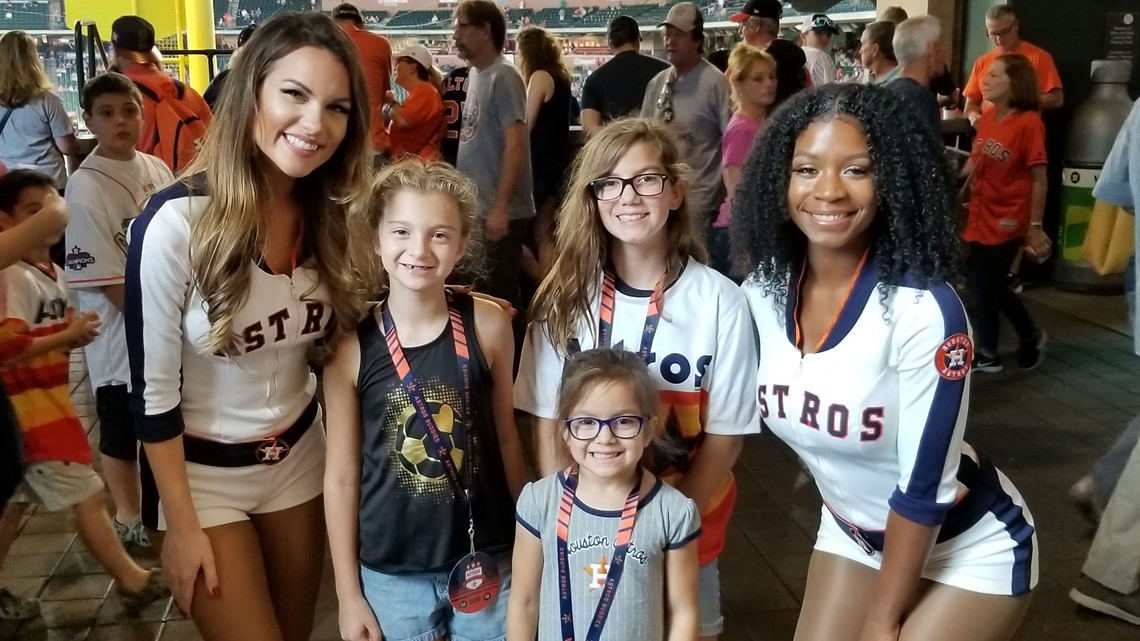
[65,72,174,548]
[0,170,167,621]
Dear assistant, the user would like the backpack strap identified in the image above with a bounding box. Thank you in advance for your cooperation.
[132,80,160,103]
[171,79,186,101]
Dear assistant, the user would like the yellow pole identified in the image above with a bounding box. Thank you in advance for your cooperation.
[183,0,215,92]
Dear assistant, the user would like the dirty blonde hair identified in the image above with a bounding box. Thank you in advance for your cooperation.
[0,32,53,106]
[531,118,706,355]
[727,44,776,110]
[183,12,373,356]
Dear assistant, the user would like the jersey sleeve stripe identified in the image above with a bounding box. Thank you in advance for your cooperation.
[889,283,970,526]
[125,181,191,442]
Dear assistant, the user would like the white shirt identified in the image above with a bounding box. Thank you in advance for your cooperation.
[65,151,174,390]
[125,180,334,443]
[803,46,838,86]
[743,260,973,530]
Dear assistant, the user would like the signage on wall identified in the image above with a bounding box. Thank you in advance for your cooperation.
[1105,12,1138,62]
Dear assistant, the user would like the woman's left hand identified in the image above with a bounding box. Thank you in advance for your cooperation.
[1024,228,1052,262]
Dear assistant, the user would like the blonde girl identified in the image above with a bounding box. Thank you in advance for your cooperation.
[324,159,524,641]
[124,12,372,641]
[514,117,759,641]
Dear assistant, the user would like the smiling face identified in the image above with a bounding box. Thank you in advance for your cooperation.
[787,117,878,254]
[563,379,654,481]
[253,46,352,181]
[595,141,685,250]
[377,189,468,294]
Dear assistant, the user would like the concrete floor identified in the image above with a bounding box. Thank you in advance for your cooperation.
[1,290,1137,641]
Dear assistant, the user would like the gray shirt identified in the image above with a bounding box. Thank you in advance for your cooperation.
[516,472,701,641]
[641,60,732,218]
[0,92,74,188]
[456,56,535,221]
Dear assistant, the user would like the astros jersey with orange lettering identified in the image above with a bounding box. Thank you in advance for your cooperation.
[515,257,760,565]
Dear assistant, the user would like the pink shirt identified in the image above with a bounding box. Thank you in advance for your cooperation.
[715,112,763,229]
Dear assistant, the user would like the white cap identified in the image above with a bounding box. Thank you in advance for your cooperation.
[658,2,702,33]
[393,44,433,71]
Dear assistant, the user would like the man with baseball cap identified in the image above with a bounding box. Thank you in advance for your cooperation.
[728,0,782,49]
[110,15,212,169]
[799,13,840,86]
[332,3,393,165]
[579,15,668,134]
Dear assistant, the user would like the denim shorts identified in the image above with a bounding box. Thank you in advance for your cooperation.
[699,560,724,637]
[360,557,511,641]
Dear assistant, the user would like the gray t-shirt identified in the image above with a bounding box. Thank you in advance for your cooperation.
[456,56,535,221]
[641,61,731,218]
[516,472,701,641]
[0,93,74,188]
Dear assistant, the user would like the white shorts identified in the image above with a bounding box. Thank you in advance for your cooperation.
[815,466,1039,596]
[140,408,326,531]
[12,461,105,512]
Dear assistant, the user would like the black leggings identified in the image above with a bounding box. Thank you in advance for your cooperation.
[965,240,1038,355]
[0,384,24,508]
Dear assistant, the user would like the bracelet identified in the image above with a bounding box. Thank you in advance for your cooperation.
[1030,222,1043,228]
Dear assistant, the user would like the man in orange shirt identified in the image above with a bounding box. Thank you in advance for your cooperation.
[332,3,393,165]
[963,4,1062,126]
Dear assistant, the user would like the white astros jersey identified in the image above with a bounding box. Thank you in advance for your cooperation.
[125,180,335,444]
[743,258,1037,596]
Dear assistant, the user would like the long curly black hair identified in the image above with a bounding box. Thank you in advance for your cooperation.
[731,83,961,308]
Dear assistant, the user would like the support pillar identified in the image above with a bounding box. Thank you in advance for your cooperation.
[184,0,216,92]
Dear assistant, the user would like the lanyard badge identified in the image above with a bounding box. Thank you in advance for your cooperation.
[597,270,664,361]
[381,293,501,613]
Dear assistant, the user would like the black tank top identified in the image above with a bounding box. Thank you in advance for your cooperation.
[355,294,515,574]
[530,71,572,201]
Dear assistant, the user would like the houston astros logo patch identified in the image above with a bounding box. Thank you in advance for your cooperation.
[936,333,972,380]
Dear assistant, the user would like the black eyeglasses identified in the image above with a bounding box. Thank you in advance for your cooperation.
[987,25,1016,38]
[564,415,646,441]
[589,173,670,201]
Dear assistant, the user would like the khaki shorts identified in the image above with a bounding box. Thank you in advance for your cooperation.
[12,461,105,512]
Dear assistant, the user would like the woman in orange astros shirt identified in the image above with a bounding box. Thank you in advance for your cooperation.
[961,53,1051,374]
[385,45,444,160]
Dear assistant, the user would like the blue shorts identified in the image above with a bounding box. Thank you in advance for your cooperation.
[699,560,724,637]
[360,558,511,641]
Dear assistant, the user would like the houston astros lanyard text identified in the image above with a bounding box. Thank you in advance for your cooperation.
[597,270,665,361]
[556,467,640,641]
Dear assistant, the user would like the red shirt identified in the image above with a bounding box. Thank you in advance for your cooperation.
[963,41,1062,112]
[388,82,444,161]
[965,109,1047,245]
[343,25,393,153]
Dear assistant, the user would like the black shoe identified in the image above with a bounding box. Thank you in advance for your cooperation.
[1017,331,1047,370]
[1070,575,1140,625]
[974,353,1003,373]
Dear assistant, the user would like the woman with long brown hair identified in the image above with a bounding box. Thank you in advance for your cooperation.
[516,26,573,275]
[0,31,93,190]
[124,12,373,641]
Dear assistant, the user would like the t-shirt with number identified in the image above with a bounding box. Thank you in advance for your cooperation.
[440,67,469,166]
[65,152,174,391]
[965,109,1047,246]
[514,258,760,566]
[125,179,336,444]
[515,472,701,641]
[0,262,89,464]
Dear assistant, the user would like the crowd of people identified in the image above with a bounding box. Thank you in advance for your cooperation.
[0,1,1138,640]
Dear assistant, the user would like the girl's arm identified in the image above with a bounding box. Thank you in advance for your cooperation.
[475,298,526,498]
[859,513,937,641]
[322,333,381,641]
[664,540,700,641]
[525,70,554,134]
[506,522,544,641]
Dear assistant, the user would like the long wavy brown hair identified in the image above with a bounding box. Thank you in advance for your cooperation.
[0,32,54,106]
[530,118,707,356]
[515,27,572,87]
[183,12,373,357]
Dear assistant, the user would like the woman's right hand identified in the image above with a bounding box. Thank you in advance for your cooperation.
[161,527,219,615]
[339,595,383,641]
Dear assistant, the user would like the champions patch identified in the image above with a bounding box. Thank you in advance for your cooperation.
[935,333,972,380]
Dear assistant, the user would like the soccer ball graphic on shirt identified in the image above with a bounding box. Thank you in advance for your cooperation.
[395,401,467,481]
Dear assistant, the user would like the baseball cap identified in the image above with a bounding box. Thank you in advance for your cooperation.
[331,3,364,22]
[659,2,703,33]
[800,14,840,35]
[111,15,157,60]
[237,23,258,47]
[394,45,434,71]
[730,0,782,24]
[607,15,641,45]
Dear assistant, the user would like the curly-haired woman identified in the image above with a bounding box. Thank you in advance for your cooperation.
[734,83,1037,641]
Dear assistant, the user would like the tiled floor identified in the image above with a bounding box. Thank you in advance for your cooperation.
[1,291,1138,640]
